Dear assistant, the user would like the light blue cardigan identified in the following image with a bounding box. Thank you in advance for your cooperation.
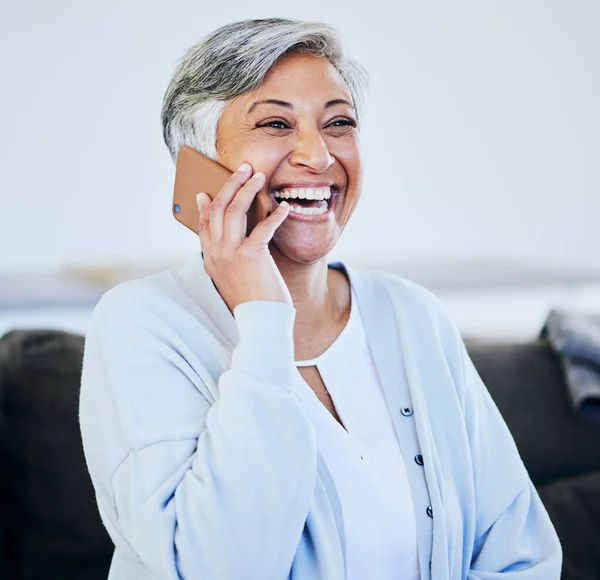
[79,255,562,579]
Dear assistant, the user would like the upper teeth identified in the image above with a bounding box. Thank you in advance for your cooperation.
[273,187,331,200]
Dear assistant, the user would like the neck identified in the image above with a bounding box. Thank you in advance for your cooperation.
[272,249,350,359]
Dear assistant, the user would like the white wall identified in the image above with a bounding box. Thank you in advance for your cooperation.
[2,1,599,276]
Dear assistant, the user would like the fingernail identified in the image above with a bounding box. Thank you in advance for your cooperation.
[252,171,264,180]
[238,163,251,173]
[196,192,205,205]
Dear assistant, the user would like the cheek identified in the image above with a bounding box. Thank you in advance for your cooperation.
[333,143,363,222]
[224,136,290,178]
[337,151,363,198]
[329,135,362,179]
[253,144,289,176]
[349,151,363,191]
[217,122,287,173]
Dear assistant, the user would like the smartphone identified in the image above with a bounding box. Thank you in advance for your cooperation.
[172,145,232,234]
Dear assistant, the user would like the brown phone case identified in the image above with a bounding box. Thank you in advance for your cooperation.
[172,145,232,234]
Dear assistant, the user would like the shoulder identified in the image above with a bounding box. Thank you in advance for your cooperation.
[82,269,188,373]
[88,268,181,332]
[80,266,219,454]
[350,268,459,337]
[89,255,210,331]
[349,267,466,377]
[84,257,230,380]
[378,271,445,311]
[84,259,219,362]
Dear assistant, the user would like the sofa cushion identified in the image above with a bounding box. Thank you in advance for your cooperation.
[538,470,600,580]
[0,329,112,579]
[467,340,600,486]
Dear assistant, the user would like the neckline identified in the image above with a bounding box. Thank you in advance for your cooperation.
[296,288,356,367]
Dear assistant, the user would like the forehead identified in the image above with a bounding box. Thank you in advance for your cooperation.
[245,52,352,105]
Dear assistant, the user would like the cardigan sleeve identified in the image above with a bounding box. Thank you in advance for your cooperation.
[79,284,317,579]
[458,340,563,578]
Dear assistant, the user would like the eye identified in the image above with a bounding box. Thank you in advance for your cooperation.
[326,118,357,128]
[325,117,358,137]
[256,119,291,130]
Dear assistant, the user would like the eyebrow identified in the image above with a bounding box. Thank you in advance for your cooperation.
[247,98,355,114]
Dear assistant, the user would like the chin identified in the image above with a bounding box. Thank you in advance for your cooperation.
[271,234,337,266]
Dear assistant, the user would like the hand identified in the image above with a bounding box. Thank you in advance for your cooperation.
[196,163,292,312]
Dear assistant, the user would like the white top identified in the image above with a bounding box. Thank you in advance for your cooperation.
[295,291,420,580]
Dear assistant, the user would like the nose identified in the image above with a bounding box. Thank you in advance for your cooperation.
[288,128,335,173]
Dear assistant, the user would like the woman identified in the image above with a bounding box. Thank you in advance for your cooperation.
[79,18,562,579]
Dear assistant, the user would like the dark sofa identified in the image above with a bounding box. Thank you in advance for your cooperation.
[0,329,599,579]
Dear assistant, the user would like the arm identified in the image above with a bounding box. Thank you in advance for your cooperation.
[80,290,317,579]
[458,340,563,578]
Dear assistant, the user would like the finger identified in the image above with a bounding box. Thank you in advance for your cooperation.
[196,192,212,249]
[248,201,290,246]
[210,163,252,242]
[223,171,266,244]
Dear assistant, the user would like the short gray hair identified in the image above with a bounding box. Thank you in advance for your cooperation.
[161,18,368,163]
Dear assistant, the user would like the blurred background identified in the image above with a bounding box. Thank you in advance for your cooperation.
[2,5,600,579]
[1,0,599,339]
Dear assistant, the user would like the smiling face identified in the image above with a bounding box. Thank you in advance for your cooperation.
[216,51,363,265]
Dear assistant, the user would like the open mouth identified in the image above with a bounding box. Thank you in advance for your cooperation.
[270,187,338,216]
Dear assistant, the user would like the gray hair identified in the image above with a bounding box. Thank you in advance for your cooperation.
[161,18,368,163]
